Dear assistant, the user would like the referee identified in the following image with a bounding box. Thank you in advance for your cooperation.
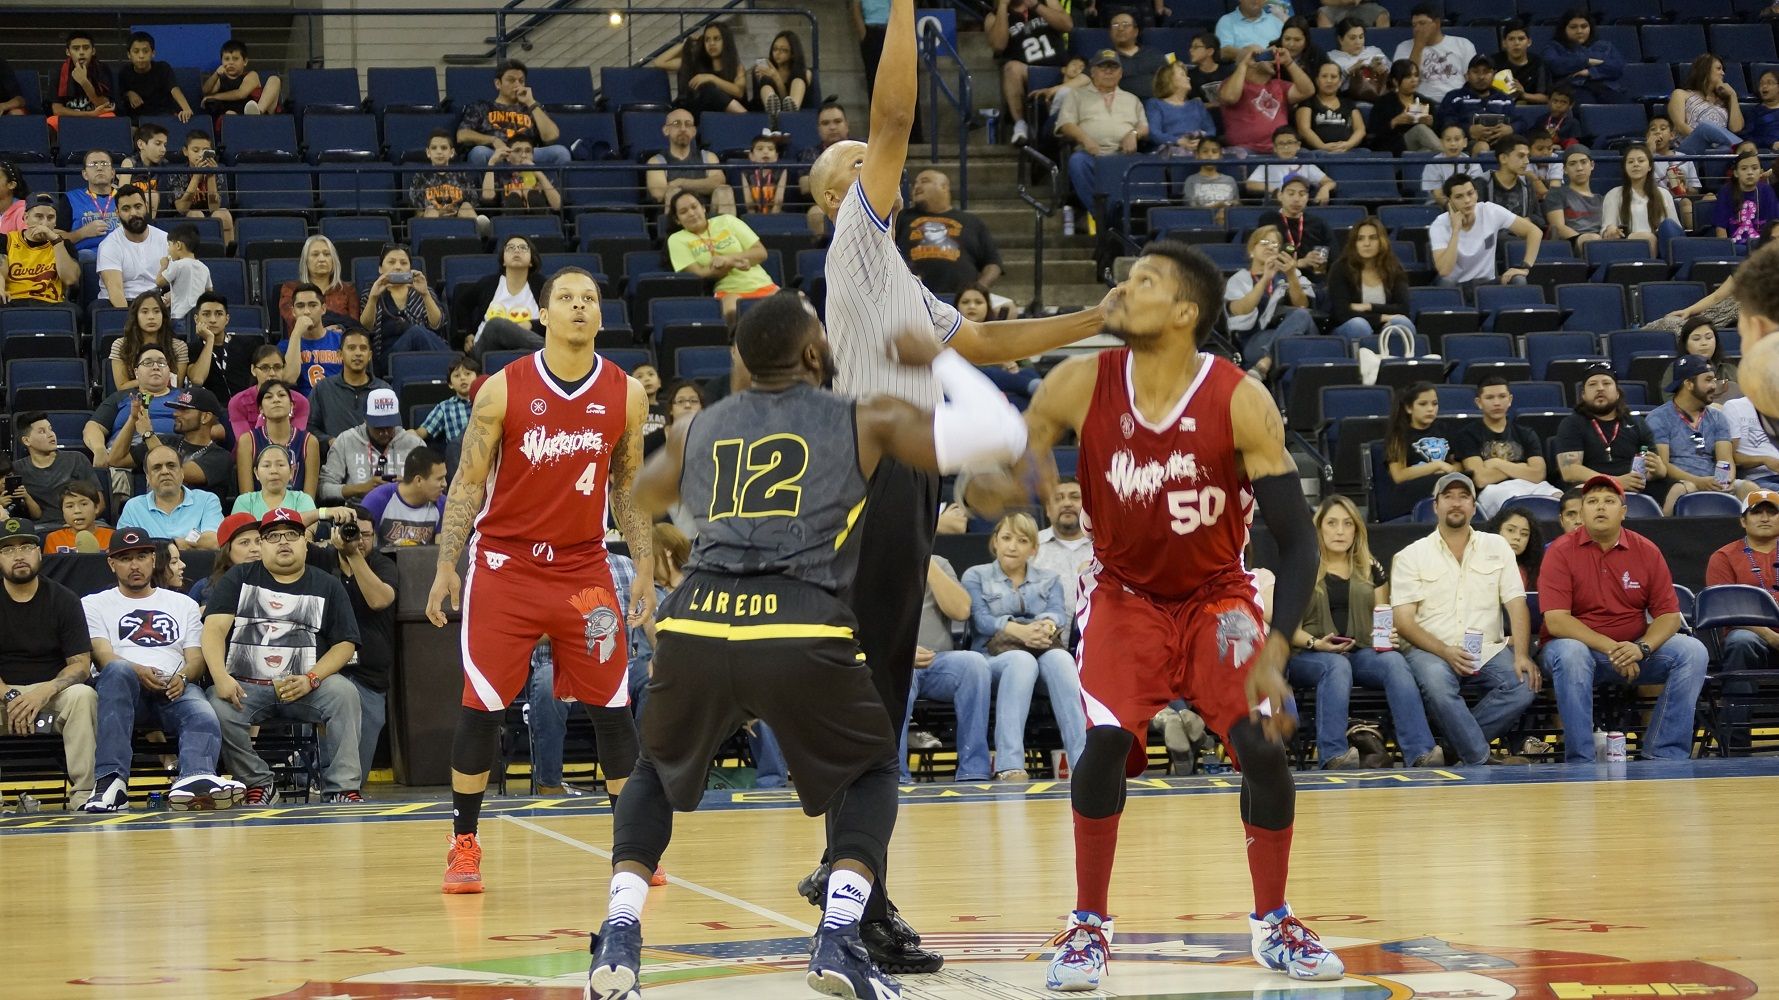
[802,0,1109,971]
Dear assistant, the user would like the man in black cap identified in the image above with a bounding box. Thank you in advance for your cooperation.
[0,516,98,809]
[1553,362,1683,511]
[83,526,243,812]
[1644,353,1754,510]
[108,385,232,495]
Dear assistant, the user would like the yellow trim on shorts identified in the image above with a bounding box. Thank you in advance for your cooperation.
[656,617,855,641]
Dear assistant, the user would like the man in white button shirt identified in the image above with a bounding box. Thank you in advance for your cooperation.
[95,184,168,308]
[1032,476,1092,621]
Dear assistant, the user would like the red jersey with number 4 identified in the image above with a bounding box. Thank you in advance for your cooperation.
[475,351,629,551]
[1078,349,1256,603]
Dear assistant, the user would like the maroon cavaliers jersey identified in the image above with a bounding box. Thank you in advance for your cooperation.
[474,351,629,551]
[1077,350,1256,602]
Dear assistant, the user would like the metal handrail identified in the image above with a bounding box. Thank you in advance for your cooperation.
[1016,144,1059,313]
[918,15,973,208]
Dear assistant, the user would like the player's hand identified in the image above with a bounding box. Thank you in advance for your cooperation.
[627,570,655,628]
[887,327,945,368]
[1245,634,1296,743]
[211,674,245,711]
[427,564,461,627]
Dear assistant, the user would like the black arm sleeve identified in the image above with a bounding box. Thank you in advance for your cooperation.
[1252,471,1317,642]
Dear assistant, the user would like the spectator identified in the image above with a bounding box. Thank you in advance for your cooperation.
[1645,117,1700,231]
[1368,60,1441,153]
[458,235,545,358]
[1726,393,1779,488]
[634,363,666,436]
[320,388,423,504]
[1327,216,1413,340]
[282,284,374,395]
[49,31,115,127]
[1391,473,1539,766]
[665,191,776,325]
[741,133,789,215]
[988,0,1072,148]
[1670,56,1744,157]
[1383,381,1459,519]
[1422,124,1485,204]
[1184,34,1229,102]
[232,442,321,522]
[1657,318,1741,404]
[1705,490,1779,670]
[81,527,238,813]
[416,354,479,445]
[1286,495,1441,768]
[1244,132,1331,205]
[203,507,362,804]
[229,345,312,438]
[2,195,78,304]
[674,23,749,115]
[752,30,812,114]
[0,515,99,809]
[1215,0,1288,61]
[1644,355,1750,508]
[1527,131,1564,189]
[0,160,27,232]
[897,555,993,782]
[1540,10,1623,105]
[1429,173,1544,290]
[1257,174,1334,270]
[1538,475,1708,762]
[478,136,561,214]
[1749,71,1779,154]
[359,244,451,361]
[0,60,27,117]
[325,504,398,785]
[12,412,102,526]
[1296,61,1366,153]
[962,513,1087,780]
[1327,19,1390,96]
[1714,151,1779,246]
[644,376,705,458]
[1482,133,1543,218]
[645,109,737,218]
[1554,363,1683,511]
[1218,46,1313,154]
[1530,85,1582,149]
[1393,3,1476,103]
[1456,376,1564,517]
[1439,56,1516,150]
[200,38,281,116]
[43,480,113,554]
[1600,144,1684,255]
[456,59,568,167]
[62,150,120,256]
[277,236,360,334]
[410,130,479,221]
[797,102,852,193]
[85,344,180,503]
[155,226,211,321]
[1225,225,1315,377]
[1145,63,1215,157]
[189,512,258,610]
[1491,20,1549,105]
[116,31,194,121]
[1544,145,1603,250]
[1103,12,1166,100]
[1488,507,1544,589]
[899,169,1004,295]
[155,541,187,593]
[1558,486,1584,532]
[237,380,318,497]
[95,185,165,307]
[361,447,447,547]
[1180,136,1242,225]
[166,131,233,248]
[1031,477,1092,618]
[129,387,231,495]
[109,291,191,391]
[1275,17,1325,78]
[116,444,223,549]
[118,123,172,216]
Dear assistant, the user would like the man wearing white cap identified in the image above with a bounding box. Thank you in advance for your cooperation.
[319,387,423,503]
[1705,489,1779,671]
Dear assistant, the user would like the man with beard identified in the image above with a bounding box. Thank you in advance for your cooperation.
[0,516,98,809]
[1032,476,1091,620]
[94,184,167,307]
[1553,363,1684,513]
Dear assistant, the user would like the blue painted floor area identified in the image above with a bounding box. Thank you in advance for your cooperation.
[6,756,1777,837]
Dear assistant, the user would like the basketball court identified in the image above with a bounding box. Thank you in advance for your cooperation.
[5,758,1774,999]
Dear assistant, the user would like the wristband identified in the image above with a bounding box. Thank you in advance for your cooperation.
[306,671,321,691]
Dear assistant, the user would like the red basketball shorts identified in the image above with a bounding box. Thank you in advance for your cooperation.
[1075,571,1270,776]
[459,538,629,711]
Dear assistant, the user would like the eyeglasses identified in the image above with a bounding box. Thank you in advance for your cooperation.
[252,363,284,374]
[262,530,303,544]
[136,358,169,369]
[1255,240,1281,248]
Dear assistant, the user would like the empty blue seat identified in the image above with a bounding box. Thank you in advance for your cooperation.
[491,216,564,244]
[1624,492,1664,519]
[320,216,394,243]
[700,113,773,156]
[1578,105,1651,146]
[649,296,723,330]
[444,67,496,111]
[7,357,86,389]
[221,115,301,161]
[1276,337,1350,370]
[236,216,309,245]
[388,351,459,391]
[551,112,621,160]
[675,345,732,379]
[577,212,649,240]
[1605,329,1675,374]
[204,258,249,305]
[1524,332,1598,378]
[56,117,132,164]
[795,248,827,285]
[382,112,456,162]
[1618,62,1674,103]
[1320,385,1391,425]
[1675,491,1744,517]
[1555,284,1627,331]
[366,68,440,112]
[317,168,396,212]
[563,165,641,209]
[233,168,316,212]
[303,115,380,163]
[601,67,672,110]
[1436,383,1481,415]
[1592,24,1643,61]
[286,68,362,114]
[0,307,78,339]
[0,116,51,161]
[1501,494,1561,521]
[740,213,809,239]
[1442,333,1517,363]
[1710,23,1778,63]
[598,347,653,372]
[1638,281,1705,324]
[1324,162,1401,200]
[1640,25,1706,61]
[484,350,529,373]
[527,67,597,111]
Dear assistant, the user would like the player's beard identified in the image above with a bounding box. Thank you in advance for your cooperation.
[816,341,838,387]
[1102,321,1162,348]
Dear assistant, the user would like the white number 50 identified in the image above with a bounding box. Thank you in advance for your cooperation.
[1167,486,1226,535]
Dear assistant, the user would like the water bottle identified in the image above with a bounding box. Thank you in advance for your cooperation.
[980,108,1001,145]
[1062,206,1076,236]
[1630,450,1647,480]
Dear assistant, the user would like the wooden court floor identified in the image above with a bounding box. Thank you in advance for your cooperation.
[4,761,1776,999]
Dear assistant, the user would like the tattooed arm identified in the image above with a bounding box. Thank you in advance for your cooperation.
[425,373,507,627]
[611,375,657,627]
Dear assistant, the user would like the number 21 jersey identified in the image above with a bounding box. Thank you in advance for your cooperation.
[1078,350,1256,602]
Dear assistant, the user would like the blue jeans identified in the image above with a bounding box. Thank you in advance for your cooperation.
[468,144,571,166]
[94,660,223,782]
[317,674,386,784]
[1238,307,1318,369]
[387,324,452,355]
[1331,314,1417,342]
[748,721,787,788]
[1067,150,1102,213]
[209,674,362,793]
[1677,122,1742,156]
[1287,648,1437,764]
[1720,628,1774,673]
[1404,646,1535,765]
[527,643,572,788]
[898,650,993,781]
[1539,635,1709,762]
[986,648,1087,772]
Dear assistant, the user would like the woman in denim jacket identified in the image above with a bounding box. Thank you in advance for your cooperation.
[962,513,1087,781]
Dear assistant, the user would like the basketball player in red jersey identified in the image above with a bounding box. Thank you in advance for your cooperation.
[424,267,655,895]
[1023,241,1343,990]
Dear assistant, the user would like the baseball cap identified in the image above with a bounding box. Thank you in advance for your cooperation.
[1279,172,1312,193]
[0,517,37,546]
[107,526,158,556]
[1580,360,1615,380]
[216,512,262,548]
[1091,48,1122,67]
[365,387,402,428]
[1468,54,1495,70]
[1666,353,1712,393]
[1563,144,1594,162]
[1581,473,1625,497]
[1432,472,1476,498]
[259,507,306,532]
[1744,489,1779,513]
[167,386,219,411]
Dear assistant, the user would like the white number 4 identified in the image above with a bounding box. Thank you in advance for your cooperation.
[575,461,600,496]
[1167,487,1226,535]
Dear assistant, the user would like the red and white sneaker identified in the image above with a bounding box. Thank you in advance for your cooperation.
[242,786,278,806]
[442,833,484,894]
[650,865,668,887]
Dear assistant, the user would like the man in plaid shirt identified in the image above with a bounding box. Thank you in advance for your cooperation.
[416,355,480,444]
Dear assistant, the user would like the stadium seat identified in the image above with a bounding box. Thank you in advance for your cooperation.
[1285,361,1362,434]
[1638,282,1706,325]
[656,325,728,379]
[601,67,672,111]
[1508,381,1567,411]
[388,351,459,392]
[320,216,394,243]
[700,113,772,156]
[204,258,249,306]
[1592,24,1644,60]
[648,296,723,331]
[1639,25,1706,62]
[233,167,316,213]
[598,347,653,372]
[1435,384,1481,415]
[1618,62,1675,103]
[1323,162,1399,201]
[1709,24,1778,64]
[1624,492,1664,519]
[222,115,301,162]
[1500,495,1560,521]
[484,350,529,373]
[1555,285,1627,332]
[675,345,732,379]
[0,306,78,339]
[1,333,78,364]
[304,115,380,163]
[0,116,50,161]
[366,68,441,112]
[1675,491,1744,517]
[1606,329,1677,376]
[1578,105,1652,147]
[527,67,597,112]
[286,68,363,115]
[1441,333,1516,365]
[551,112,621,160]
[382,112,457,162]
[1668,0,1738,21]
[237,216,308,246]
[561,165,642,210]
[1593,0,1663,23]
[491,216,566,249]
[56,117,132,164]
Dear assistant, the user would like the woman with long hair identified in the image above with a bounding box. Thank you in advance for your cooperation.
[110,290,190,390]
[1713,150,1779,245]
[752,30,811,114]
[1540,10,1623,104]
[1326,19,1388,98]
[1487,507,1544,589]
[1295,61,1365,153]
[1382,381,1458,520]
[665,188,778,325]
[1669,55,1745,156]
[277,234,359,332]
[1659,316,1741,403]
[1327,216,1412,340]
[191,513,261,609]
[680,23,748,115]
[231,443,319,521]
[1275,17,1324,75]
[359,243,451,363]
[236,380,319,497]
[1366,60,1440,153]
[1599,144,1682,254]
[1285,495,1443,768]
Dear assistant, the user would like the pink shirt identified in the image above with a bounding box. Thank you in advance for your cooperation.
[0,200,25,234]
[1224,78,1292,153]
[228,385,311,438]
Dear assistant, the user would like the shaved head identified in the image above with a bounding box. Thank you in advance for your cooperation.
[810,140,870,219]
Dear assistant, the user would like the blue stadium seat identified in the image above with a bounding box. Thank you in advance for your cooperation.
[1710,23,1778,64]
[1319,385,1392,426]
[551,112,621,160]
[6,357,86,392]
[598,347,653,372]
[675,346,732,379]
[286,68,362,115]
[1199,243,1249,272]
[1584,239,1653,272]
[1508,381,1567,409]
[795,248,827,286]
[1618,62,1674,103]
[1578,105,1651,146]
[365,68,440,113]
[441,254,498,296]
[577,212,649,240]
[484,350,529,373]
[382,112,457,162]
[1675,491,1744,517]
[740,213,809,239]
[0,116,51,161]
[0,333,78,365]
[699,113,773,156]
[204,258,249,305]
[562,165,642,210]
[539,253,607,283]
[649,297,723,330]
[4,65,38,114]
[1694,584,1779,637]
[1640,25,1706,62]
[1668,0,1738,22]
[1606,329,1676,375]
[601,67,672,111]
[1555,284,1627,331]
[1593,0,1664,23]
[233,168,316,212]
[1668,237,1742,279]
[444,67,495,111]
[1638,281,1706,324]
[236,216,308,245]
[56,117,132,164]
[1324,162,1400,201]
[261,257,302,304]
[317,168,396,212]
[601,300,633,338]
[1524,332,1598,378]
[1275,337,1350,372]
[1441,333,1516,364]
[1500,494,1560,521]
[1435,383,1481,415]
[1624,492,1664,519]
[1406,286,1466,316]
[320,216,394,243]
[0,307,78,339]
[491,215,565,246]
[1474,283,1547,320]
[1592,24,1643,60]
[528,67,597,112]
[388,351,459,392]
[619,110,670,158]
[1378,203,1441,231]
[303,115,380,163]
[221,115,301,162]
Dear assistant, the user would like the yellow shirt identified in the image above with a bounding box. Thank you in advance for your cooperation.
[5,231,64,304]
[1388,528,1525,660]
[668,216,774,296]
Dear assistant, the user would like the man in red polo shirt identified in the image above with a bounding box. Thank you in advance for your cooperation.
[1704,489,1779,671]
[1538,474,1708,763]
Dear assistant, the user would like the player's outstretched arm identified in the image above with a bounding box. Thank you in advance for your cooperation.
[948,292,1110,368]
[610,377,657,627]
[858,0,918,219]
[635,415,690,518]
[859,335,1028,476]
[425,372,506,627]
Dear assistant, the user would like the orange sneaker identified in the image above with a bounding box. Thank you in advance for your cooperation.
[442,833,484,894]
[650,865,668,887]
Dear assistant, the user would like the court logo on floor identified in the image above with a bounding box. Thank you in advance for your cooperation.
[272,932,1757,998]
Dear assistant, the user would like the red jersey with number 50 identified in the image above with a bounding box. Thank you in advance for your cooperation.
[1078,350,1256,602]
[474,351,630,551]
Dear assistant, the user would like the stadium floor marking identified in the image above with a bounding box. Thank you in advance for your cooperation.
[498,813,818,934]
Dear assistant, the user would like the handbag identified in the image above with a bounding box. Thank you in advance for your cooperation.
[1346,59,1389,102]
[1357,321,1431,385]
[983,583,1067,655]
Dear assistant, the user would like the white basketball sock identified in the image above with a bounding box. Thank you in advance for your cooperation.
[820,869,872,930]
[605,870,651,927]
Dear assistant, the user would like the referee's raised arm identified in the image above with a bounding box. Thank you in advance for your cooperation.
[858,0,918,221]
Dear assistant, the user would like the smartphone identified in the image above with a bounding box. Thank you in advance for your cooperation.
[2,474,20,495]
[386,270,413,285]
[138,390,153,407]
[1252,50,1275,62]
[1331,636,1355,646]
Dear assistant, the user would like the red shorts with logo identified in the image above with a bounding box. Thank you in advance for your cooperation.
[1075,571,1269,776]
[460,537,629,711]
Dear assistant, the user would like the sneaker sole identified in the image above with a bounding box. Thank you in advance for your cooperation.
[441,878,485,894]
[805,969,884,999]
[167,793,220,811]
[1045,976,1102,992]
[585,964,639,999]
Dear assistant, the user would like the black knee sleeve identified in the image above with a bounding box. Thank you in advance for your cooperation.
[1228,718,1294,830]
[825,760,899,881]
[584,704,640,781]
[451,706,505,776]
[611,758,675,871]
[1071,726,1135,819]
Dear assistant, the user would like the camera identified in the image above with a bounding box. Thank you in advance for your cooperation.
[314,520,361,543]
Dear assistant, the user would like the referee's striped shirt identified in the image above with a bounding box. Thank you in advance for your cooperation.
[827,179,964,408]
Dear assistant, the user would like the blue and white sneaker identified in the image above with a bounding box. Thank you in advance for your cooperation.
[81,774,128,813]
[806,923,901,999]
[585,919,643,999]
[1249,904,1344,981]
[1045,910,1112,991]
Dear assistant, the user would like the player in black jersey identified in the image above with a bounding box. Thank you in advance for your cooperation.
[582,292,1028,1000]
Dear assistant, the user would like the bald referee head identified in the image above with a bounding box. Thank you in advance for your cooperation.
[1735,242,1779,415]
[734,291,837,387]
[810,140,875,222]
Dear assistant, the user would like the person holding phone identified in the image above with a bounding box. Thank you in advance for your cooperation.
[360,244,450,364]
[318,388,424,504]
[1285,495,1442,768]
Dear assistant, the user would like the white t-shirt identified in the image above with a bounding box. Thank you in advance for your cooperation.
[94,225,170,303]
[1724,398,1779,471]
[477,277,538,337]
[165,257,211,319]
[1422,158,1484,198]
[1224,268,1316,331]
[82,587,203,678]
[1428,201,1519,284]
[1328,46,1388,85]
[1392,34,1477,102]
[1599,185,1680,235]
[1246,162,1329,192]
